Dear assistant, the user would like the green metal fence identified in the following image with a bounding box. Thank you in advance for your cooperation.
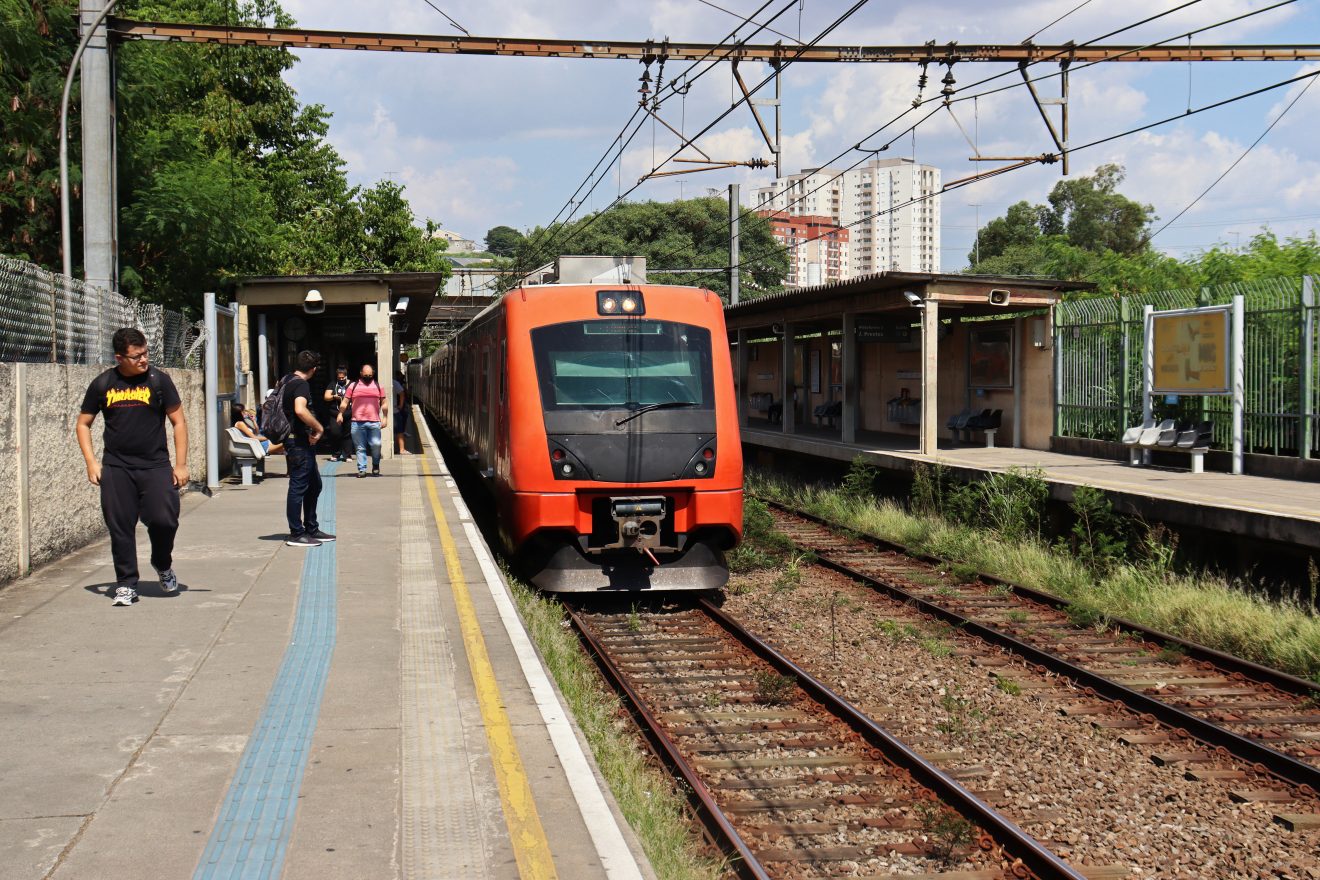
[1055,276,1319,459]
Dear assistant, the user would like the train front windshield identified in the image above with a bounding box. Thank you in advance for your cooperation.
[531,319,714,410]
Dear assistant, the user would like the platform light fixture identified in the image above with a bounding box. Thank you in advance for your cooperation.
[303,288,325,315]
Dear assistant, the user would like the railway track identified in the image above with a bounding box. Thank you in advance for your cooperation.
[569,601,1105,880]
[760,499,1320,809]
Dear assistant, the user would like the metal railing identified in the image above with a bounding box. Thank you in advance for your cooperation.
[1055,276,1318,459]
[0,255,202,367]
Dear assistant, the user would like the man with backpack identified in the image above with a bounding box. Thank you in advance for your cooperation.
[277,350,336,547]
[75,328,189,607]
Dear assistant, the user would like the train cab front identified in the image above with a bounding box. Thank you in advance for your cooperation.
[510,289,743,592]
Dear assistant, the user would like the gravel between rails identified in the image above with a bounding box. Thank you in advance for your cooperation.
[725,566,1320,880]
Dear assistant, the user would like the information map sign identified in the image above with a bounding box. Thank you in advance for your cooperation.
[1150,306,1230,395]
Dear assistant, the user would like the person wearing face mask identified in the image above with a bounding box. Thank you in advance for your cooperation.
[339,364,389,477]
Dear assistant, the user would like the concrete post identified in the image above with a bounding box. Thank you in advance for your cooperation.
[735,329,749,428]
[257,313,270,401]
[842,312,857,444]
[1053,311,1062,438]
[780,322,795,435]
[79,0,118,293]
[16,363,31,577]
[1232,294,1245,475]
[1012,317,1023,448]
[920,300,939,456]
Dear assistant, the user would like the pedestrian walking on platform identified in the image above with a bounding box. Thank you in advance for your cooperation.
[283,351,336,547]
[76,328,189,607]
[323,365,353,462]
[340,364,389,477]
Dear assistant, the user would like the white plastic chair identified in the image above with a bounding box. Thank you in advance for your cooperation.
[225,427,265,485]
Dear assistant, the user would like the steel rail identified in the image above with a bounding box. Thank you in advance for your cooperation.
[569,602,1087,880]
[697,599,1086,880]
[565,605,771,880]
[757,500,1320,792]
[759,497,1320,700]
[106,20,1320,62]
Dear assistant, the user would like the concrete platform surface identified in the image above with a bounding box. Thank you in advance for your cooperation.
[0,414,651,880]
[743,426,1320,550]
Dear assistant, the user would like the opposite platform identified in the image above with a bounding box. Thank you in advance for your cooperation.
[0,412,651,880]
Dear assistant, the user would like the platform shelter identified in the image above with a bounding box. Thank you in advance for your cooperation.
[726,272,1095,455]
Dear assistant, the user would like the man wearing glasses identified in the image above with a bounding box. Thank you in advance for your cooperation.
[76,328,189,607]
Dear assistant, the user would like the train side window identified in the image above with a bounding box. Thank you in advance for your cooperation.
[480,345,490,414]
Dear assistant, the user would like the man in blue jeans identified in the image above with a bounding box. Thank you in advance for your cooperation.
[282,350,336,547]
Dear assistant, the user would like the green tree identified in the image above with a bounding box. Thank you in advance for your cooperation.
[970,200,1043,264]
[484,225,524,257]
[516,197,787,300]
[0,0,80,266]
[357,180,449,272]
[1041,164,1154,255]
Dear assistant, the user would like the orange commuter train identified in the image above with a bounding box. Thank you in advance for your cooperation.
[412,282,744,592]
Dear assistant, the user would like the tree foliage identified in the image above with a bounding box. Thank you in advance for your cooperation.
[0,0,80,265]
[515,197,788,300]
[1,0,448,312]
[484,225,524,257]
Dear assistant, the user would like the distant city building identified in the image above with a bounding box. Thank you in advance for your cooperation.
[754,158,940,275]
[757,213,849,287]
[431,228,478,253]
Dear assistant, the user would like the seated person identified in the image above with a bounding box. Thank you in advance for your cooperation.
[232,403,283,455]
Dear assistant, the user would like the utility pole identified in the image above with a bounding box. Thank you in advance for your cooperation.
[729,183,740,305]
[80,0,118,291]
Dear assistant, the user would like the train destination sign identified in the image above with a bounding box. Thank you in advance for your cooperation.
[1150,306,1231,395]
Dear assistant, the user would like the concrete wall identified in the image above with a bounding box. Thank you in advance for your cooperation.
[0,363,206,585]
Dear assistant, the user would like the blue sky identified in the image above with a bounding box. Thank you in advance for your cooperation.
[278,0,1320,269]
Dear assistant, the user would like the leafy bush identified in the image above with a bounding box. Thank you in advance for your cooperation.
[841,455,880,499]
[1061,485,1127,573]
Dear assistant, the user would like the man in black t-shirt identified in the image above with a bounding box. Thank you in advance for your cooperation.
[283,350,337,547]
[76,327,189,607]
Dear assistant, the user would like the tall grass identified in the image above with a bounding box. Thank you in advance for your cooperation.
[506,575,727,880]
[749,468,1320,684]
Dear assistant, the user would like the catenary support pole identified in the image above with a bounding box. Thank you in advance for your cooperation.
[729,183,740,305]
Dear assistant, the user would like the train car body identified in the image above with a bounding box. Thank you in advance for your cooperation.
[413,283,743,592]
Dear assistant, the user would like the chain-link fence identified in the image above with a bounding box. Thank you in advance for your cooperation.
[0,255,203,367]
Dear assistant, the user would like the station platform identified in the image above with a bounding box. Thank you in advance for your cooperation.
[743,425,1320,552]
[0,411,651,880]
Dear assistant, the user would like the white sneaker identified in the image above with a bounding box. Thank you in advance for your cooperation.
[112,586,137,606]
[157,568,179,594]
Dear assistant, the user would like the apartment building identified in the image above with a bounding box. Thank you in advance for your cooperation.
[753,158,940,276]
[757,213,850,287]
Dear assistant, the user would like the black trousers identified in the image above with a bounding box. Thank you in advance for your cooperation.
[100,465,179,587]
[286,439,322,536]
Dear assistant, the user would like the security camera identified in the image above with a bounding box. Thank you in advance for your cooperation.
[394,296,411,316]
[303,288,325,315]
[903,291,924,308]
[771,322,784,337]
[988,288,1011,307]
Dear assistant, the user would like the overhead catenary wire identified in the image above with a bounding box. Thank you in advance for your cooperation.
[683,66,1320,291]
[419,0,470,36]
[643,0,1292,279]
[513,0,871,280]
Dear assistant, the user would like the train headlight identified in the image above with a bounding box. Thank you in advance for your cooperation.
[561,463,575,476]
[598,290,644,315]
[693,461,707,475]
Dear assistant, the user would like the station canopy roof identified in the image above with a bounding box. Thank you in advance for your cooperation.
[724,271,1096,331]
[229,271,442,345]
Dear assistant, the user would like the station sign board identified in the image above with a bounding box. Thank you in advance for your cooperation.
[1150,306,1231,395]
[854,319,912,343]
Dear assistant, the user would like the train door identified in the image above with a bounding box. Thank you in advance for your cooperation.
[495,335,507,472]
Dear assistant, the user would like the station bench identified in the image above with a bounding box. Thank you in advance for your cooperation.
[1122,419,1213,473]
[225,427,266,485]
[947,407,1003,448]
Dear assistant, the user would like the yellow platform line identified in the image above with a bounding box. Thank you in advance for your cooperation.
[420,456,559,880]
